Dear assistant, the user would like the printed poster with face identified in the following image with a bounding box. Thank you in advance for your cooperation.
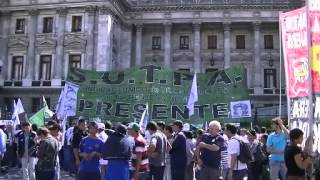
[230,100,252,118]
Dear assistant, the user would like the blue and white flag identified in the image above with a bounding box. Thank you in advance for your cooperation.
[139,104,149,132]
[55,82,79,120]
[12,98,25,128]
[187,73,198,117]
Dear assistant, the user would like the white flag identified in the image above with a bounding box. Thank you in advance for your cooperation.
[42,96,54,119]
[12,98,25,128]
[139,104,149,132]
[187,73,198,116]
[56,82,79,119]
[55,88,64,113]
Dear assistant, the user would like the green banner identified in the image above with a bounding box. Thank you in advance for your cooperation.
[67,64,250,124]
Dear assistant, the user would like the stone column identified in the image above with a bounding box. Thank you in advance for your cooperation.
[193,23,201,73]
[164,23,172,67]
[85,6,96,70]
[23,9,38,86]
[135,23,143,66]
[223,22,231,69]
[96,6,113,71]
[253,22,263,94]
[0,11,10,84]
[52,7,67,86]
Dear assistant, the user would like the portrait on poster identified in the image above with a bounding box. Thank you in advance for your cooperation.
[230,100,252,118]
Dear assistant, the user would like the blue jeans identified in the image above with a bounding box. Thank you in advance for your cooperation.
[225,168,247,180]
[269,160,287,180]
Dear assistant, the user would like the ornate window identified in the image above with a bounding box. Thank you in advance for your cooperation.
[236,35,245,49]
[72,16,82,32]
[43,17,53,33]
[180,36,189,49]
[152,36,161,50]
[69,55,81,68]
[11,56,24,80]
[264,35,274,49]
[264,69,277,88]
[15,19,25,34]
[39,55,52,80]
[208,35,217,49]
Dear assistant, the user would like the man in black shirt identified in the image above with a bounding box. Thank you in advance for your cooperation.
[72,118,87,179]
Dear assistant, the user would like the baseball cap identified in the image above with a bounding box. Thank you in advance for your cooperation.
[127,122,140,132]
[97,123,105,130]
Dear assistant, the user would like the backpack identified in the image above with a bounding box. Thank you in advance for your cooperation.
[234,138,253,164]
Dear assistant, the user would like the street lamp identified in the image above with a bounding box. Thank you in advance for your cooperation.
[210,52,215,66]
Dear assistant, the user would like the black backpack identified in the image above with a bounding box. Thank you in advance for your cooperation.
[235,138,253,164]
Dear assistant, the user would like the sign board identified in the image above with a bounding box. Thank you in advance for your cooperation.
[67,64,250,124]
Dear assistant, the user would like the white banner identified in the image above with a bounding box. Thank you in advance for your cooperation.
[56,82,79,119]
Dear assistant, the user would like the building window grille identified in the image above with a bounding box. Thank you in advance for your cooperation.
[11,56,24,80]
[43,17,53,33]
[39,55,52,80]
[264,69,277,88]
[264,35,274,49]
[178,68,190,72]
[72,16,82,32]
[236,35,245,49]
[205,68,218,73]
[32,98,41,113]
[152,36,161,50]
[69,55,81,68]
[15,19,25,34]
[208,35,217,49]
[180,36,189,49]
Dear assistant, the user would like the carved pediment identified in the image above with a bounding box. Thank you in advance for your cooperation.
[64,33,87,48]
[8,35,28,48]
[36,34,57,47]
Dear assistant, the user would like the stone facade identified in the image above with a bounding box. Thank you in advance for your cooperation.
[0,0,303,118]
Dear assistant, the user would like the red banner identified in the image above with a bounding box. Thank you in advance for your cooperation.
[281,7,309,98]
[310,0,320,93]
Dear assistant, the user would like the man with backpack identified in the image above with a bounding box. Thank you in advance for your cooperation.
[224,124,249,180]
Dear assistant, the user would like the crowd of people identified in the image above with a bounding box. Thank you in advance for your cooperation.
[0,116,313,180]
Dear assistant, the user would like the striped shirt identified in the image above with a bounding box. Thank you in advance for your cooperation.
[130,134,149,173]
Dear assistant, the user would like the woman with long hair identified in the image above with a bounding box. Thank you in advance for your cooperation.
[284,128,312,180]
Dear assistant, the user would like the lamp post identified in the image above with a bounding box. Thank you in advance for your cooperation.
[210,51,215,66]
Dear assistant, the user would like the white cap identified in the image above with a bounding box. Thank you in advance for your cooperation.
[97,123,105,130]
[182,123,190,131]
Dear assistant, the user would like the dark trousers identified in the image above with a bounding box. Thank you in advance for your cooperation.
[79,171,101,180]
[225,169,247,180]
[149,165,165,180]
[248,162,262,180]
[171,164,186,180]
[2,144,16,167]
[35,169,55,180]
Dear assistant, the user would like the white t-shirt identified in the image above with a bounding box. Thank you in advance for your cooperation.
[227,135,247,170]
[65,127,74,146]
[97,131,108,143]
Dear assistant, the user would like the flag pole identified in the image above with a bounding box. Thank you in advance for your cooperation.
[306,0,315,178]
[278,12,283,118]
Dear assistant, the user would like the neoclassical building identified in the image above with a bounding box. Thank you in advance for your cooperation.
[0,0,303,119]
